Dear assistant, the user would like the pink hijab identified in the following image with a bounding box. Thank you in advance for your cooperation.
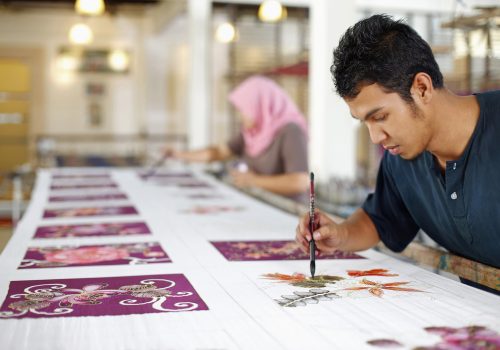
[228,76,308,157]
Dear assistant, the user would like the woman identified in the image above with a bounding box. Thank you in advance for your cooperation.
[173,75,309,202]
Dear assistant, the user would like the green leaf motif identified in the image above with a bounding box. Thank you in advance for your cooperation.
[290,275,344,288]
[275,289,340,307]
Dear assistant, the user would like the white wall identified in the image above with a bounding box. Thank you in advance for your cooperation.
[143,15,188,137]
[0,10,146,138]
[308,0,358,182]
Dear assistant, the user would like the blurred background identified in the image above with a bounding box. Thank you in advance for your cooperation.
[0,0,499,250]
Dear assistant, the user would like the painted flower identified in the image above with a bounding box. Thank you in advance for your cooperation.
[268,242,299,255]
[347,269,398,277]
[419,325,500,349]
[8,290,67,311]
[59,208,100,217]
[100,208,124,215]
[119,284,170,298]
[73,225,107,235]
[343,278,423,297]
[8,299,51,311]
[56,283,124,306]
[25,291,64,301]
[143,250,166,258]
[245,252,267,259]
[45,246,130,264]
[188,206,242,214]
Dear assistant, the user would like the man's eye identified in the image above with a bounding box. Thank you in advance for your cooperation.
[373,114,386,121]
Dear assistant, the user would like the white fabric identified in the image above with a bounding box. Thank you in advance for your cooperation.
[0,167,498,350]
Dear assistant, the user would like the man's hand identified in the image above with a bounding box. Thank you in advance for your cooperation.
[295,209,347,254]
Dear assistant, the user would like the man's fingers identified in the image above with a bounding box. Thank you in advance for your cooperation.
[295,233,308,253]
[298,213,312,240]
[312,225,341,250]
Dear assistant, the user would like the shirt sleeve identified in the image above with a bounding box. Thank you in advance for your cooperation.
[227,132,244,157]
[280,123,309,173]
[362,152,419,252]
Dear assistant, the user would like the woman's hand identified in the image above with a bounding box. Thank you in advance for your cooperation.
[295,209,348,254]
[229,169,258,188]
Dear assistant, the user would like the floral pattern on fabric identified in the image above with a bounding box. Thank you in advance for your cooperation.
[49,193,128,202]
[415,326,500,350]
[50,183,118,190]
[34,222,151,239]
[343,278,424,297]
[0,274,208,318]
[211,240,364,261]
[43,206,138,218]
[367,326,500,349]
[182,205,244,215]
[19,242,171,269]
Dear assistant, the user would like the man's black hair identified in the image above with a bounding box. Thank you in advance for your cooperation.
[331,14,443,102]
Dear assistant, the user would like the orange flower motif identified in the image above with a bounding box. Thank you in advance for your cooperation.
[343,278,423,297]
[262,273,306,284]
[347,269,398,277]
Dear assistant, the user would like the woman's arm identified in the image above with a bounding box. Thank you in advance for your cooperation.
[173,144,233,163]
[231,171,309,195]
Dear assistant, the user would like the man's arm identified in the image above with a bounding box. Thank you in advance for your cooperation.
[295,208,380,253]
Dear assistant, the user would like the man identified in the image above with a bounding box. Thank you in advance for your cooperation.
[295,15,500,284]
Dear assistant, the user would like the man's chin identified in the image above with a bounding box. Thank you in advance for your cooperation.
[398,150,422,160]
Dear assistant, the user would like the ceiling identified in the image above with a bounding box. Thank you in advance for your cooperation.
[0,0,161,14]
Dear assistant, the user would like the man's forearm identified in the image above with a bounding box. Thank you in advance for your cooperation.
[337,208,380,252]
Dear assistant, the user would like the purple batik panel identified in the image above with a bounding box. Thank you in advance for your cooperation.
[52,174,111,179]
[186,193,224,200]
[0,274,208,319]
[211,240,365,261]
[178,181,213,189]
[43,206,138,218]
[183,205,244,215]
[19,242,171,269]
[138,171,194,180]
[148,179,213,188]
[34,222,151,239]
[50,183,118,190]
[52,174,111,180]
[49,193,128,202]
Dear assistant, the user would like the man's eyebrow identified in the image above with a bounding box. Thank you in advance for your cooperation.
[351,107,384,121]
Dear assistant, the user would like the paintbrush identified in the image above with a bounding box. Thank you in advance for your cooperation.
[144,150,172,179]
[309,172,316,278]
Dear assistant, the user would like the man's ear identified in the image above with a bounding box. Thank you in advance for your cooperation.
[411,72,434,104]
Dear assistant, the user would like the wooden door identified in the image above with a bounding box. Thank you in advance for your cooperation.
[0,59,31,172]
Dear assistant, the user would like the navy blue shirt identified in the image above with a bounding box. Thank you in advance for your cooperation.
[362,90,500,268]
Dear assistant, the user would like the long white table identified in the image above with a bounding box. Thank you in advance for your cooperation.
[0,168,498,350]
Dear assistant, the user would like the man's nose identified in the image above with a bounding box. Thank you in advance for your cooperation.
[366,124,387,145]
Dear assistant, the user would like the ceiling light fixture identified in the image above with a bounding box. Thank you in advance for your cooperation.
[75,0,105,16]
[215,22,237,43]
[69,23,93,45]
[57,53,80,71]
[258,1,287,23]
[108,49,130,71]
